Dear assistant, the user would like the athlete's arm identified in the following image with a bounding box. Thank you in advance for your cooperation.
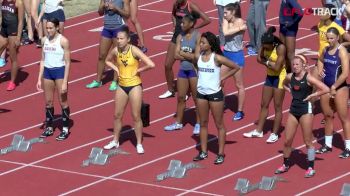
[216,54,240,81]
[37,1,46,28]
[317,49,326,78]
[190,2,211,29]
[105,48,120,76]
[174,34,185,61]
[37,37,47,91]
[61,36,71,93]
[304,73,330,101]
[98,0,105,16]
[332,46,349,89]
[282,73,292,93]
[132,46,155,73]
[108,0,130,18]
[222,18,246,36]
[266,44,287,72]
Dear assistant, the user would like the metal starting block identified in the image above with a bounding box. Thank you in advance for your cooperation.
[156,160,202,181]
[235,176,287,195]
[0,134,45,155]
[82,147,129,167]
[340,183,350,196]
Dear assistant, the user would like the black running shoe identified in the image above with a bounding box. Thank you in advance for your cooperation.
[193,151,208,161]
[315,145,332,154]
[56,131,70,141]
[339,148,350,159]
[214,154,225,165]
[40,127,54,138]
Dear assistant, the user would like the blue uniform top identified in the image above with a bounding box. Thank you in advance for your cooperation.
[279,0,303,27]
[104,0,125,29]
[323,46,345,87]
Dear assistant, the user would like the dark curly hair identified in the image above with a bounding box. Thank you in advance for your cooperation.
[201,31,223,55]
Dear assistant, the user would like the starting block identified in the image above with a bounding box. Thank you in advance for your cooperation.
[156,160,201,181]
[340,183,350,196]
[82,147,129,167]
[234,176,287,195]
[0,134,45,155]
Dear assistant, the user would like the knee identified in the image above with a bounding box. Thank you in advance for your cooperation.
[98,53,108,61]
[284,140,292,148]
[177,95,186,103]
[215,122,225,130]
[165,62,173,70]
[200,120,208,127]
[274,103,283,112]
[260,102,269,110]
[236,81,245,90]
[114,112,123,120]
[132,113,141,122]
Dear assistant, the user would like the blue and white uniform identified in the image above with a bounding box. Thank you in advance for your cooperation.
[196,53,224,101]
[43,34,66,80]
[323,46,347,89]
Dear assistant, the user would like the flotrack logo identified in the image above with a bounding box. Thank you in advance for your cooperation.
[283,7,341,16]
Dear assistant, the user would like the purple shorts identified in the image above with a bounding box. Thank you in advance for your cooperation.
[177,69,197,79]
[101,26,125,39]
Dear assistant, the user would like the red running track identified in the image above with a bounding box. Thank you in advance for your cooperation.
[0,0,348,195]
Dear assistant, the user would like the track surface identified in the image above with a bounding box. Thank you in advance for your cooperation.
[0,0,348,195]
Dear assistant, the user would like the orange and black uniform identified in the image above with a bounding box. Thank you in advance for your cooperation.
[1,0,18,37]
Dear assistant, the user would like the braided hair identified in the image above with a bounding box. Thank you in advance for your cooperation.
[261,26,283,47]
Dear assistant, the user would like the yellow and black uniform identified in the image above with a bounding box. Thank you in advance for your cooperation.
[117,45,142,94]
[318,21,345,56]
[263,46,287,89]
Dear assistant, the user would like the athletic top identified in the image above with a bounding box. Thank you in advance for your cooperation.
[290,72,313,114]
[197,53,221,95]
[1,0,18,25]
[104,0,125,29]
[43,34,66,68]
[179,30,198,70]
[323,46,346,87]
[116,46,141,87]
[173,1,191,32]
[279,0,303,27]
[318,21,345,56]
[45,0,63,13]
[224,28,243,52]
[263,46,287,76]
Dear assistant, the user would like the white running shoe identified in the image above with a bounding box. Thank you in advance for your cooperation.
[104,140,119,150]
[193,123,200,135]
[266,133,279,143]
[243,129,263,138]
[136,144,144,154]
[164,122,183,131]
[159,90,175,99]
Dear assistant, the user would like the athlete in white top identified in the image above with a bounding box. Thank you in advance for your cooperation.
[192,31,240,165]
[36,18,71,141]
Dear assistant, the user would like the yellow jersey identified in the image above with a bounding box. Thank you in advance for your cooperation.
[318,21,345,56]
[263,46,286,77]
[116,45,142,87]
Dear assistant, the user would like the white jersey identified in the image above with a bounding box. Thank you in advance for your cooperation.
[45,0,63,13]
[43,34,65,69]
[197,53,221,95]
[215,0,240,6]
